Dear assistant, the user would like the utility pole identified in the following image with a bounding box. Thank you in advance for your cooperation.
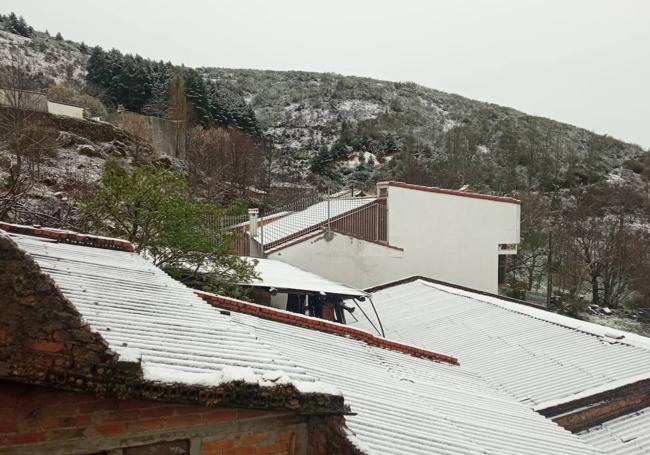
[546,229,553,309]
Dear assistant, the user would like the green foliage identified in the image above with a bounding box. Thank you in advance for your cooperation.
[80,158,257,295]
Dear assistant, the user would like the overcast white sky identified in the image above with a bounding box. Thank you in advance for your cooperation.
[4,0,649,148]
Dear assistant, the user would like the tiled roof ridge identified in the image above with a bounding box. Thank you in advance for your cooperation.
[0,222,136,252]
[383,181,522,204]
[196,291,459,366]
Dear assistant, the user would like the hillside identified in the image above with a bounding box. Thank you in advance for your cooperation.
[0,14,646,193]
[202,68,647,190]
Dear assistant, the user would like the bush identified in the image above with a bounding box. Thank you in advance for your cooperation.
[80,158,257,295]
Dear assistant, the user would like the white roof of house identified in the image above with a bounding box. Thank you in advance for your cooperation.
[243,257,368,297]
[255,197,376,247]
[579,407,650,455]
[9,232,600,455]
[353,279,650,409]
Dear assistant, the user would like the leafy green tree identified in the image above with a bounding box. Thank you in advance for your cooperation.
[80,158,256,296]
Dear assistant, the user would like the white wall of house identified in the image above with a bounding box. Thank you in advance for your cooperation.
[384,184,520,293]
[47,101,84,119]
[269,183,520,293]
[269,232,404,289]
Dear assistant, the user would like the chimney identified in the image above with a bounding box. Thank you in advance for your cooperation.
[248,208,260,257]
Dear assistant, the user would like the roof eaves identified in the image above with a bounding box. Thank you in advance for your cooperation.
[0,222,136,252]
[384,181,522,204]
[196,290,459,366]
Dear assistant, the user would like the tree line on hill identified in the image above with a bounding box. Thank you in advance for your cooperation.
[85,47,260,137]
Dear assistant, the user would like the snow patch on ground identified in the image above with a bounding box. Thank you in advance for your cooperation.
[343,151,378,169]
[443,118,459,132]
[338,99,386,121]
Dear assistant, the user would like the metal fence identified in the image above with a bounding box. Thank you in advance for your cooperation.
[217,193,388,257]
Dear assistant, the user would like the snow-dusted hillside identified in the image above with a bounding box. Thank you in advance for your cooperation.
[201,68,647,187]
[0,27,88,87]
[0,16,646,190]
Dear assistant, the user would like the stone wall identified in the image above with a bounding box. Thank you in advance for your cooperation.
[109,111,186,161]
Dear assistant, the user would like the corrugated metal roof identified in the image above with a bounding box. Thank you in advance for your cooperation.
[232,310,600,455]
[256,197,376,246]
[354,279,650,409]
[9,232,600,455]
[242,256,368,297]
[579,407,650,455]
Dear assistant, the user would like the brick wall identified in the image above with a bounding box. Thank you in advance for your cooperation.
[540,378,650,433]
[554,392,650,432]
[0,382,309,455]
[198,291,459,365]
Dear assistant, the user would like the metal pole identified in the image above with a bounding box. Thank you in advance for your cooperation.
[260,212,264,257]
[327,188,331,232]
[546,229,553,309]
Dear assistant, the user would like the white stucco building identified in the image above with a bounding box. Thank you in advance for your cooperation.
[47,100,84,119]
[251,181,520,294]
[0,88,85,119]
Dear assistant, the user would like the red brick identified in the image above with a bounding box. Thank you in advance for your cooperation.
[31,341,64,353]
[128,418,165,432]
[6,431,47,445]
[138,405,177,419]
[95,422,127,436]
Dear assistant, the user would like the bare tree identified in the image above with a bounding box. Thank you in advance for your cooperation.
[0,51,56,219]
[187,126,266,202]
[116,112,151,164]
[555,184,643,308]
[168,73,188,123]
[509,191,551,291]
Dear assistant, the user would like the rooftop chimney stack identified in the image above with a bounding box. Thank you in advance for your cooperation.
[248,208,260,257]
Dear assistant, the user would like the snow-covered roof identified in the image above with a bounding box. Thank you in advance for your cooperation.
[579,407,650,455]
[255,197,376,248]
[353,278,650,410]
[6,229,600,455]
[242,257,368,297]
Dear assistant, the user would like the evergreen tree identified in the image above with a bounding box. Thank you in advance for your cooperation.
[7,12,33,38]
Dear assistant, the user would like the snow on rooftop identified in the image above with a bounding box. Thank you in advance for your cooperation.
[242,257,368,297]
[355,279,650,410]
[255,197,376,247]
[8,231,600,455]
[230,308,599,455]
[9,232,324,392]
[578,406,650,455]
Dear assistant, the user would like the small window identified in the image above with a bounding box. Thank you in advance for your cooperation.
[498,255,508,287]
